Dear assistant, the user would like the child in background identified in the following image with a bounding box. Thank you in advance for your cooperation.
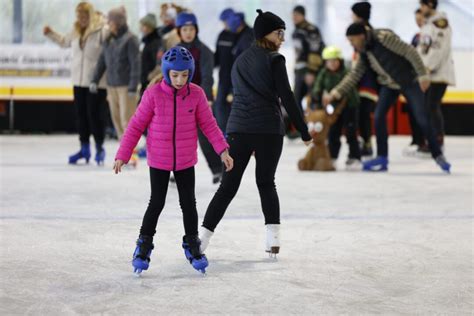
[175,12,224,184]
[113,47,234,275]
[311,46,362,170]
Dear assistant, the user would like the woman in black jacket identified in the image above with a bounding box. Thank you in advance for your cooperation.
[199,9,312,257]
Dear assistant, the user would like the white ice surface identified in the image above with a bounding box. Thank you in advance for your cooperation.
[1,135,473,315]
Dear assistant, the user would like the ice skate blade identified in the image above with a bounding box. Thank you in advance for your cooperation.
[266,246,280,259]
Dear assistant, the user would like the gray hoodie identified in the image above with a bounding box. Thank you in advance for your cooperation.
[92,25,140,92]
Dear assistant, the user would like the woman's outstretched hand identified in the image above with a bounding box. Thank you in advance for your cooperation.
[113,160,125,174]
[221,150,234,172]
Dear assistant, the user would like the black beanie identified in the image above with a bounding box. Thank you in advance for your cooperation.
[351,2,371,21]
[293,5,305,16]
[346,22,367,36]
[420,0,438,9]
[253,9,286,40]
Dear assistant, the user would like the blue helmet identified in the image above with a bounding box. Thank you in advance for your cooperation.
[161,46,195,85]
[226,13,243,33]
[176,12,198,28]
[219,8,234,21]
[237,12,245,22]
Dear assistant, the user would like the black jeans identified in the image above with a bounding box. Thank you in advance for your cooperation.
[294,69,307,112]
[214,82,232,134]
[73,86,107,147]
[407,103,425,146]
[140,167,198,237]
[374,83,442,158]
[425,83,447,145]
[358,97,375,146]
[329,106,361,160]
[203,134,284,232]
[198,129,223,175]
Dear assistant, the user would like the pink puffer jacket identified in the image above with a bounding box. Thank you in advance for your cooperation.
[115,80,229,171]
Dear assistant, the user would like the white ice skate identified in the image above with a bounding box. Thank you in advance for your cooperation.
[265,224,280,258]
[199,226,214,253]
[345,158,362,171]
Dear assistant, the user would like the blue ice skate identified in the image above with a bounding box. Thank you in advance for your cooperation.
[362,156,388,172]
[435,155,451,174]
[68,143,91,164]
[132,235,154,275]
[95,146,106,166]
[182,235,208,274]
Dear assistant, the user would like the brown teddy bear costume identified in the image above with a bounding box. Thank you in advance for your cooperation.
[298,99,347,171]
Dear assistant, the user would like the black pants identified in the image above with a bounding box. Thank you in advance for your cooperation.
[407,103,425,146]
[358,97,375,146]
[425,83,447,145]
[329,106,361,160]
[214,82,232,134]
[73,86,107,147]
[198,129,223,175]
[294,69,307,112]
[202,134,283,232]
[140,167,198,237]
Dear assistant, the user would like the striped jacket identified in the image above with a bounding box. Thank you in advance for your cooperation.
[331,29,429,99]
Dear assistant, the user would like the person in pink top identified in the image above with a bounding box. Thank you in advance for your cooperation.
[113,46,234,275]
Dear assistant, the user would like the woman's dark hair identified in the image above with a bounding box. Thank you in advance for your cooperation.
[255,38,278,51]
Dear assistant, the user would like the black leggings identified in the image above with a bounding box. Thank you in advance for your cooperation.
[203,134,284,232]
[140,167,198,237]
[73,86,106,147]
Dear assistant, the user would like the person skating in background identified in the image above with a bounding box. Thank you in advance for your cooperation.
[200,10,313,257]
[324,23,451,173]
[44,1,108,165]
[176,12,224,184]
[113,46,233,275]
[404,8,427,157]
[213,11,255,134]
[139,14,161,97]
[418,0,455,150]
[158,3,184,50]
[227,12,254,60]
[350,1,378,159]
[310,46,362,170]
[143,3,187,84]
[291,5,325,110]
[136,13,161,159]
[90,6,140,149]
[214,8,237,133]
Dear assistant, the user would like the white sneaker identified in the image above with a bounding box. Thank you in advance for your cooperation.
[265,224,280,257]
[199,226,214,253]
[345,158,362,171]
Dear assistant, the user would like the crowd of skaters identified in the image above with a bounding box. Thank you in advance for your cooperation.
[43,0,453,174]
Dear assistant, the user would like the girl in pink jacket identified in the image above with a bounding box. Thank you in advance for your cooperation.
[113,47,233,275]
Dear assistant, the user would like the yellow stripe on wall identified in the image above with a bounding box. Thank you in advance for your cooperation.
[443,91,474,103]
[0,86,473,104]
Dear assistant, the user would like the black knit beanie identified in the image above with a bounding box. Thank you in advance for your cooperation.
[351,2,371,21]
[293,5,305,16]
[420,0,438,9]
[253,9,286,40]
[346,22,367,36]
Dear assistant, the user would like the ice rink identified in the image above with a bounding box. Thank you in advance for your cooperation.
[1,135,473,314]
